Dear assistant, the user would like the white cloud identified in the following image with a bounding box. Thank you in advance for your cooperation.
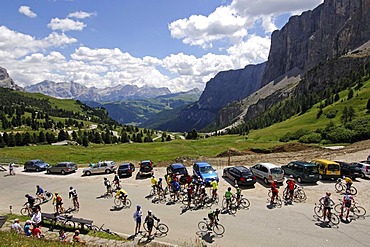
[67,11,97,19]
[19,6,37,18]
[47,18,87,32]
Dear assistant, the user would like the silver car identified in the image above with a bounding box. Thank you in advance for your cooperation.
[250,162,284,184]
[83,161,117,176]
[46,162,77,175]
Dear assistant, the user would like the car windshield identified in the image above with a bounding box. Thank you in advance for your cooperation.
[304,166,318,174]
[120,165,129,169]
[200,166,214,173]
[328,164,340,171]
[241,171,252,176]
[270,168,283,174]
[174,168,187,174]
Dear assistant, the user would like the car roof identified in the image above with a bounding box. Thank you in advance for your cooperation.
[170,163,185,169]
[195,162,211,167]
[257,162,279,168]
[119,163,131,167]
[312,159,339,164]
[232,166,250,172]
[290,161,316,167]
[57,162,75,165]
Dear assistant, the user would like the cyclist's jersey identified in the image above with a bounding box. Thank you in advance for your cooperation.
[225,191,232,200]
[271,182,278,193]
[104,180,111,188]
[151,177,158,186]
[322,196,331,207]
[171,181,180,191]
[69,189,78,199]
[210,180,218,190]
[158,180,163,188]
[113,175,119,182]
[27,196,35,204]
[166,175,172,184]
[115,189,128,197]
[36,187,44,195]
[208,211,215,220]
[343,195,353,203]
[287,180,295,191]
[53,195,63,205]
[344,177,353,184]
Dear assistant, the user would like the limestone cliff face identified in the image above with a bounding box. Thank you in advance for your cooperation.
[0,67,23,91]
[262,0,370,85]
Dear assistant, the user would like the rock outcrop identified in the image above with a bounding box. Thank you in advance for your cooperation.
[0,67,23,91]
[262,0,370,85]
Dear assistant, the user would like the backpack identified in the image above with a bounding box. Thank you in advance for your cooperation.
[57,195,62,203]
[147,216,154,225]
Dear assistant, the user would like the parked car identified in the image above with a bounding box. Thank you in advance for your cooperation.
[166,163,189,184]
[281,161,319,183]
[24,159,50,172]
[355,161,370,178]
[250,163,284,184]
[223,166,256,186]
[193,162,219,185]
[46,162,77,175]
[117,163,135,178]
[311,159,341,180]
[83,161,117,176]
[138,160,154,178]
[334,161,362,179]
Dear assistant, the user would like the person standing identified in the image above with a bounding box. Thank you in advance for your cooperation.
[133,205,143,235]
[9,162,15,176]
[144,210,159,239]
[31,205,42,226]
[69,187,80,210]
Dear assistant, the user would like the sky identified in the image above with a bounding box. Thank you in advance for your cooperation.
[0,0,323,93]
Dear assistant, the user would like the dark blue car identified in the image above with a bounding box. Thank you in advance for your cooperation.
[24,159,50,172]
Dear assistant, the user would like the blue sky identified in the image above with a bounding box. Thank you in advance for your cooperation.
[0,0,323,92]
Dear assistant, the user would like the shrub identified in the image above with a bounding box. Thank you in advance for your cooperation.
[325,110,337,119]
[326,127,356,143]
[299,133,322,143]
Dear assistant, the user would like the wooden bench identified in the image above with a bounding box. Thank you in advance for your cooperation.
[0,216,7,228]
[41,213,93,231]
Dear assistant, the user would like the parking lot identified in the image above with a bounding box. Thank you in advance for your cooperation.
[1,147,370,246]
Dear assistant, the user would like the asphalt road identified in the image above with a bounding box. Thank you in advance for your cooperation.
[1,167,370,247]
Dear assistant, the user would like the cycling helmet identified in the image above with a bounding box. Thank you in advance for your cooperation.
[152,175,155,178]
[201,185,205,189]
[117,185,122,190]
[228,187,231,191]
[326,192,331,196]
[137,205,141,210]
[148,210,152,214]
[159,178,162,181]
[212,178,215,181]
[55,192,59,195]
[274,179,277,182]
[70,187,73,190]
[289,175,294,178]
[235,184,238,188]
[25,194,29,197]
[215,208,220,213]
[104,177,107,180]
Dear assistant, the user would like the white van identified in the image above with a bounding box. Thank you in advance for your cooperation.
[250,162,285,184]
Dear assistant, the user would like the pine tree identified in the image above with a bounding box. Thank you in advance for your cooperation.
[367,98,370,113]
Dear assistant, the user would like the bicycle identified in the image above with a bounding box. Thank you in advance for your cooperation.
[282,186,307,203]
[91,224,120,236]
[334,179,357,195]
[53,214,76,229]
[236,195,250,209]
[221,196,237,214]
[198,218,225,235]
[334,200,366,217]
[113,196,132,208]
[20,202,34,216]
[143,220,169,235]
[313,202,340,225]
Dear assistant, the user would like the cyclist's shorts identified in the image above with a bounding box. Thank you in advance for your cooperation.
[236,194,241,200]
[289,190,294,195]
[272,191,278,196]
[146,223,153,230]
[344,202,351,208]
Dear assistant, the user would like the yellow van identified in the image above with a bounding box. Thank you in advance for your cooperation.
[311,159,341,180]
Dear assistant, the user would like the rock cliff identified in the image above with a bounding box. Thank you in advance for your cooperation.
[0,67,23,91]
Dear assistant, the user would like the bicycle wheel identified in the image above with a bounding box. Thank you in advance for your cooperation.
[198,221,208,232]
[353,206,366,217]
[229,204,237,214]
[124,199,132,208]
[314,205,322,217]
[20,207,30,216]
[267,190,272,198]
[34,198,42,205]
[334,204,342,213]
[114,198,122,207]
[329,213,340,225]
[91,225,100,232]
[275,196,282,208]
[221,198,227,209]
[158,223,169,234]
[349,187,357,195]
[335,183,343,193]
[205,197,213,208]
[45,192,53,201]
[63,220,75,229]
[240,198,250,209]
[213,223,225,235]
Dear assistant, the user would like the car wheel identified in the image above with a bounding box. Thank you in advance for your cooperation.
[263,178,269,185]
[361,172,365,179]
[105,169,111,174]
[46,169,51,174]
[297,177,302,183]
[85,171,91,176]
[36,167,40,172]
[61,170,66,175]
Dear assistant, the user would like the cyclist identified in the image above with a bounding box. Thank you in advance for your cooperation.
[235,184,241,206]
[113,174,120,190]
[199,185,207,206]
[270,180,279,204]
[171,179,181,201]
[25,194,36,209]
[286,176,297,202]
[344,176,353,191]
[52,192,64,214]
[9,162,15,176]
[144,210,159,239]
[151,175,159,195]
[210,178,218,199]
[104,177,112,194]
[36,185,46,201]
[207,208,220,230]
[166,174,172,191]
[340,192,355,220]
[133,205,143,235]
[69,187,79,210]
[224,187,233,211]
[157,178,164,196]
[186,183,193,208]
[319,192,332,222]
[115,186,128,206]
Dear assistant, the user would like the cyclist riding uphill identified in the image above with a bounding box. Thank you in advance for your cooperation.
[270,180,279,204]
[144,210,159,239]
[25,194,36,208]
[344,176,353,191]
[319,192,332,222]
